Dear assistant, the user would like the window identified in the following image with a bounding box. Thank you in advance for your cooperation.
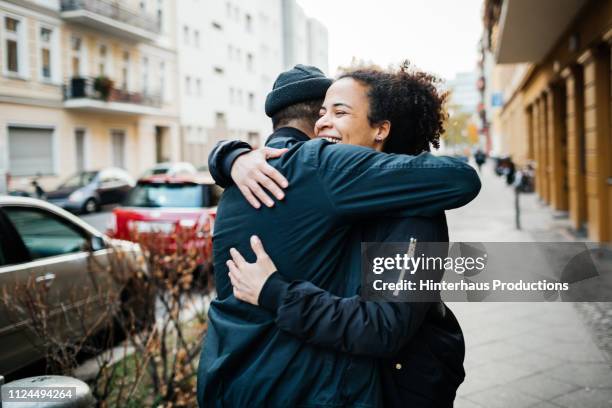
[142,56,149,94]
[183,25,189,45]
[236,48,241,62]
[70,36,83,77]
[226,2,231,17]
[229,87,234,104]
[215,112,226,124]
[8,126,54,176]
[185,76,191,95]
[75,128,86,171]
[121,51,130,90]
[247,53,253,71]
[194,30,200,48]
[111,130,126,169]
[159,61,165,100]
[4,16,22,75]
[125,183,204,208]
[3,207,88,260]
[98,44,108,76]
[156,0,163,30]
[195,78,202,96]
[0,234,6,266]
[248,92,254,112]
[245,14,252,32]
[39,27,53,80]
[228,45,233,60]
[237,89,242,105]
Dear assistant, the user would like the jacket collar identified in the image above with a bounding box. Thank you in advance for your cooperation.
[265,126,311,145]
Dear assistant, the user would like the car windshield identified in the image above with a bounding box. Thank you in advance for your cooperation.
[125,183,203,208]
[150,168,169,175]
[59,171,97,189]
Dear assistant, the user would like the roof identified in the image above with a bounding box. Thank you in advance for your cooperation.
[0,195,104,236]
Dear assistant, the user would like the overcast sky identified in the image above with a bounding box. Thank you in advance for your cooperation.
[297,0,484,81]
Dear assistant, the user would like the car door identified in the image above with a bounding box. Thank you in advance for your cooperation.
[0,205,116,375]
[0,208,38,375]
[99,170,131,205]
[97,171,116,205]
[113,171,134,204]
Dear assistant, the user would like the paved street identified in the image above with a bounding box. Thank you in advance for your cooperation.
[80,206,114,233]
[448,162,612,408]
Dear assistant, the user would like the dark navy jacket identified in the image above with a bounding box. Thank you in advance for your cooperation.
[198,127,480,407]
[257,215,464,408]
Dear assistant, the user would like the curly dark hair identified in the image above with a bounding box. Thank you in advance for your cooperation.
[338,61,448,155]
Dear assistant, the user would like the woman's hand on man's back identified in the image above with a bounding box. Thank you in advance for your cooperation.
[231,147,289,208]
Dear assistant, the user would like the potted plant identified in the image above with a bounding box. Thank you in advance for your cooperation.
[94,75,114,101]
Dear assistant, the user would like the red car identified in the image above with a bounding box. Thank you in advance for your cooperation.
[108,174,221,272]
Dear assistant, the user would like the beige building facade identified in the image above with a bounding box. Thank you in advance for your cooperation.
[0,0,180,191]
[485,0,611,241]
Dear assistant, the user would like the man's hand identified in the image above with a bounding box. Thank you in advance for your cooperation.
[230,147,289,208]
[227,236,277,306]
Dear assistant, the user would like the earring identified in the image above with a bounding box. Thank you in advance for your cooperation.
[375,136,383,142]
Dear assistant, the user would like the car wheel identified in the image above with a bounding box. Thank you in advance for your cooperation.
[83,198,99,214]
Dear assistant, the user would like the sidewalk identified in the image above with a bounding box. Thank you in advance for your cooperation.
[447,163,612,408]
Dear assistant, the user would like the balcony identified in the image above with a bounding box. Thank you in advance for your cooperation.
[60,0,160,42]
[494,0,587,63]
[63,76,162,115]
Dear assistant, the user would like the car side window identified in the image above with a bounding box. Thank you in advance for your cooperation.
[206,184,224,207]
[0,235,5,266]
[3,207,89,260]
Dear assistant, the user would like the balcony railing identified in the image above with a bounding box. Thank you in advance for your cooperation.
[60,0,160,35]
[63,76,161,108]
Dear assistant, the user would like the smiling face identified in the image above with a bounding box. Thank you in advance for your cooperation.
[314,77,389,150]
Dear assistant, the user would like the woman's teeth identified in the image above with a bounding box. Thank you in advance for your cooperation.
[324,137,340,144]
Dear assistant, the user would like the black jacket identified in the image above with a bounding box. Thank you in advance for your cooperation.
[258,215,465,407]
[198,128,479,407]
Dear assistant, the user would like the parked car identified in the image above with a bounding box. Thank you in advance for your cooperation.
[141,162,197,178]
[0,196,145,376]
[46,168,135,214]
[109,174,221,272]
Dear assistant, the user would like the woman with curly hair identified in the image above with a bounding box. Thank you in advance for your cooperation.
[213,63,468,407]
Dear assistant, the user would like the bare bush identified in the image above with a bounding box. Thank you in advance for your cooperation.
[1,226,213,407]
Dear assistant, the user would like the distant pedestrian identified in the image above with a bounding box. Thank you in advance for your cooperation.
[474,149,486,172]
[505,158,516,185]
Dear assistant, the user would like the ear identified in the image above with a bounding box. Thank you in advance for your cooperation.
[374,120,391,143]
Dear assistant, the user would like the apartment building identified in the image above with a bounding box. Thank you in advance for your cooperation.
[176,0,284,166]
[0,0,330,187]
[282,0,328,73]
[483,0,611,241]
[447,71,479,114]
[0,0,180,190]
[306,17,328,74]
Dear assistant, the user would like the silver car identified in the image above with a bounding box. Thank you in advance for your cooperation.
[46,168,135,214]
[0,196,145,376]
